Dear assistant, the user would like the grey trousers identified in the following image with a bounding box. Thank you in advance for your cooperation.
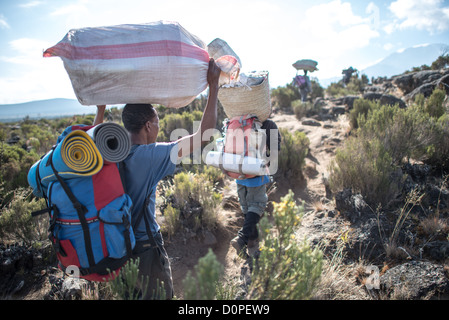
[236,183,268,244]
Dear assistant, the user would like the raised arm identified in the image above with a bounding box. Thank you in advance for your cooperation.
[176,58,221,159]
[93,105,106,126]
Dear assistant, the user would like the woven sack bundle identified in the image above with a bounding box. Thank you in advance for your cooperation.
[218,72,271,122]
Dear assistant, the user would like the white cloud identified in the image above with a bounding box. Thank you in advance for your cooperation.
[0,14,10,29]
[293,0,379,77]
[0,38,74,104]
[389,0,449,33]
[383,43,394,51]
[2,38,50,65]
[19,1,44,8]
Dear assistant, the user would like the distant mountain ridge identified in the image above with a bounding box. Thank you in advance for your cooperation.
[318,43,448,87]
[361,43,448,79]
[0,99,111,122]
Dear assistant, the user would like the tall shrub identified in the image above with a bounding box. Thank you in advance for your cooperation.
[329,134,399,207]
[278,128,309,180]
[247,190,323,299]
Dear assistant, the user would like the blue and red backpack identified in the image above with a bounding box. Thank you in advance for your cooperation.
[31,125,135,282]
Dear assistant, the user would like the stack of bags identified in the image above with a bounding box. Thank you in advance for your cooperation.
[205,38,271,177]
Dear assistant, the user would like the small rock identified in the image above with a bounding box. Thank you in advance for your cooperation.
[301,118,321,126]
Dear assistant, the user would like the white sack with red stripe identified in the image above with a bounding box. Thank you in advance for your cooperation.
[44,21,210,108]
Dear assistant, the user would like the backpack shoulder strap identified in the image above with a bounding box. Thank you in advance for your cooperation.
[118,161,158,248]
[48,147,96,268]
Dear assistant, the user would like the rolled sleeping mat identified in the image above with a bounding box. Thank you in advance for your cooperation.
[86,122,131,163]
[28,129,103,197]
[205,151,267,176]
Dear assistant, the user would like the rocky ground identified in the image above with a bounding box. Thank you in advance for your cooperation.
[2,68,449,300]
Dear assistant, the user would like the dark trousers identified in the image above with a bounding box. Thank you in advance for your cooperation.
[131,232,173,300]
[238,211,261,244]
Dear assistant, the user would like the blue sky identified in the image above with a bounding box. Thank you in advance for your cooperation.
[0,0,448,104]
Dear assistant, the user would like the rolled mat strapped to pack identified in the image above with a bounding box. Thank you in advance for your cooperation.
[205,151,267,176]
[218,72,271,122]
[86,122,131,163]
[28,128,103,197]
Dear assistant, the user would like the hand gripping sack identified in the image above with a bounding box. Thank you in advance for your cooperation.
[43,21,210,108]
[219,114,267,180]
[29,125,135,282]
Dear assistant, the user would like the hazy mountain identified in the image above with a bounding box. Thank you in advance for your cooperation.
[361,43,448,79]
[0,98,113,122]
[318,43,448,87]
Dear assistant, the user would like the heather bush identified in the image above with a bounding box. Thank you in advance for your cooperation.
[0,187,47,245]
[277,128,309,180]
[357,102,436,164]
[328,134,399,207]
[330,88,448,207]
[292,100,319,120]
[160,171,222,232]
[157,110,203,142]
[247,190,323,299]
[182,248,223,300]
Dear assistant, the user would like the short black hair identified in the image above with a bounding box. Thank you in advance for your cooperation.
[122,103,156,134]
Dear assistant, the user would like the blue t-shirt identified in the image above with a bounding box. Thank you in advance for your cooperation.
[236,175,270,187]
[123,142,178,241]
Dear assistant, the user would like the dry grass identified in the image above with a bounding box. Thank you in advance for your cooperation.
[313,240,370,300]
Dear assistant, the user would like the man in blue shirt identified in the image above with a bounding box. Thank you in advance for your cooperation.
[96,58,221,299]
[231,119,281,258]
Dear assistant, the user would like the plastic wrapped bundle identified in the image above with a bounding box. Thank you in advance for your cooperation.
[43,21,210,108]
[292,59,318,72]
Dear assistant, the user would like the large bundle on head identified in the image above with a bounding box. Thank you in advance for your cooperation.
[292,59,318,72]
[217,71,271,122]
[43,21,210,108]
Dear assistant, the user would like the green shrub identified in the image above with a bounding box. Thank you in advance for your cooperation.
[271,85,299,111]
[162,204,181,239]
[157,110,203,142]
[326,74,368,97]
[0,187,47,245]
[357,98,440,165]
[329,134,399,207]
[277,128,309,180]
[160,171,222,231]
[292,100,316,120]
[310,80,325,101]
[108,258,153,300]
[182,248,223,300]
[348,98,377,130]
[427,113,449,168]
[247,190,323,299]
[0,143,40,198]
[424,88,447,118]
